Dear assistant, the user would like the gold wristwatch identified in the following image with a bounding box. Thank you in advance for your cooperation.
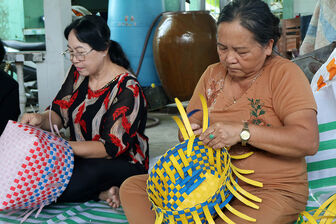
[240,121,250,146]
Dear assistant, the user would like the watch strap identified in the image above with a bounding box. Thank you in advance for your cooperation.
[241,121,250,146]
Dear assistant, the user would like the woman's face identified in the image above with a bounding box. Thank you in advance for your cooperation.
[67,30,107,76]
[217,20,273,79]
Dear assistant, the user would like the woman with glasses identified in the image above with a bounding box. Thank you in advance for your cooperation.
[20,15,149,208]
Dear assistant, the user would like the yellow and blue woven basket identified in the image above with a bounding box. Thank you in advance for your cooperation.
[147,95,263,224]
[296,193,336,224]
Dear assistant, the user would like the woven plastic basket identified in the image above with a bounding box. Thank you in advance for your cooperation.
[296,193,336,224]
[0,121,74,212]
[147,95,263,224]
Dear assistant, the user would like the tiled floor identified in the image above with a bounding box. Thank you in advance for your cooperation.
[146,111,180,157]
[146,109,182,171]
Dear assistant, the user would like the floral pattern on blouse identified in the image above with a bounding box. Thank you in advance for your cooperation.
[206,77,225,111]
[247,98,271,127]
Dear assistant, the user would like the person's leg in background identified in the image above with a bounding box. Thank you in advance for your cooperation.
[120,174,156,224]
[58,157,147,203]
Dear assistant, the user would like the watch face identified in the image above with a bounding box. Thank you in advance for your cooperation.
[240,130,250,140]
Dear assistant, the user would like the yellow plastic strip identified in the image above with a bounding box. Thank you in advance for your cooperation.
[155,212,164,224]
[187,135,195,157]
[313,193,336,219]
[231,164,254,174]
[180,214,189,224]
[216,150,222,174]
[232,166,263,187]
[199,94,208,132]
[148,185,162,207]
[151,177,167,201]
[163,162,176,184]
[218,160,230,183]
[175,97,194,138]
[231,151,254,160]
[205,146,215,165]
[203,206,216,224]
[317,215,336,224]
[156,169,168,196]
[170,155,184,179]
[191,211,202,224]
[172,116,189,141]
[220,188,227,202]
[229,173,262,203]
[225,203,256,222]
[214,204,235,224]
[177,148,192,176]
[226,181,259,209]
[320,199,336,224]
[325,200,336,223]
[168,215,175,224]
[153,189,166,207]
[300,211,318,224]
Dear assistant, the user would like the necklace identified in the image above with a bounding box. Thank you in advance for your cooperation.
[233,97,237,104]
[229,71,262,104]
[89,72,124,92]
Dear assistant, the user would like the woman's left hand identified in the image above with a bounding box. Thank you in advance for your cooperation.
[199,121,242,149]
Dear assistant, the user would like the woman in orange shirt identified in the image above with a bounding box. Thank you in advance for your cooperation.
[120,0,319,223]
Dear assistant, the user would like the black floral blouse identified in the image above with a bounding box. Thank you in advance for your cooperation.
[51,65,149,170]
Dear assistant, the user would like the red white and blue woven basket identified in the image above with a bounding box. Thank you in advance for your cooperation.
[0,120,74,211]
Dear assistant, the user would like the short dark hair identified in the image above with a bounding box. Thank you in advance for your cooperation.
[217,0,281,48]
[64,15,132,71]
[0,38,5,62]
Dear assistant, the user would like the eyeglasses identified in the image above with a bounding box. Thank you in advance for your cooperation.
[62,48,93,61]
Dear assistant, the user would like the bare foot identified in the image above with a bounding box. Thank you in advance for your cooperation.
[99,186,120,208]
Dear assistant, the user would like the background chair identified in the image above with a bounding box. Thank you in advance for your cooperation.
[277,17,301,59]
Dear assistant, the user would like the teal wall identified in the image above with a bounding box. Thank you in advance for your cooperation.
[0,0,44,42]
[189,0,219,11]
[189,0,199,10]
[0,0,24,40]
[283,0,293,19]
[164,0,180,11]
[23,0,44,42]
[23,0,44,29]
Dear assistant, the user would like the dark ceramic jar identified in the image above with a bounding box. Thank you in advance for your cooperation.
[153,11,219,101]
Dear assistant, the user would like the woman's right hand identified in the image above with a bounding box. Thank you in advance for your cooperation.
[178,123,202,142]
[20,113,44,128]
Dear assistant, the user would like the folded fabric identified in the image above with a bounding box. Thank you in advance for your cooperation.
[300,0,336,55]
[0,201,128,224]
[300,47,336,222]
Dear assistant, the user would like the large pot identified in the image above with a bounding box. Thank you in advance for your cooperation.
[153,11,219,101]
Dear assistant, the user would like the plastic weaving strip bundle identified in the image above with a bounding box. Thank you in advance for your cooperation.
[147,95,263,224]
[296,193,336,224]
[0,120,74,222]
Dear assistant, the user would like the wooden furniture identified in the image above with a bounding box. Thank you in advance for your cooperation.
[277,17,301,59]
[4,51,45,114]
